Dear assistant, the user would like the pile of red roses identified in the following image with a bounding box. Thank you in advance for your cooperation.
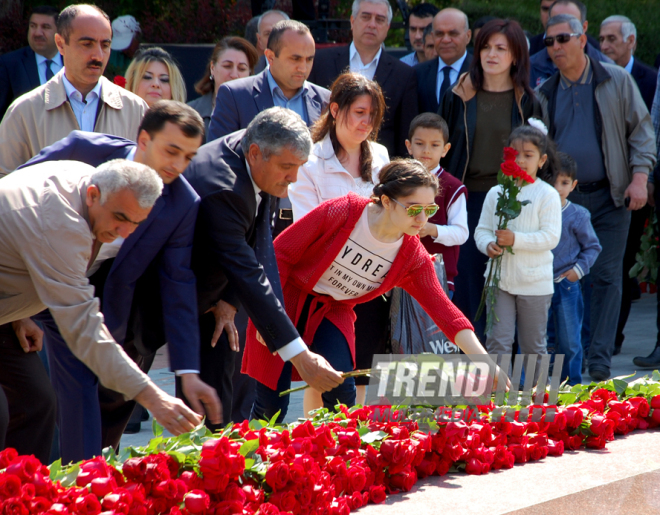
[2,386,660,515]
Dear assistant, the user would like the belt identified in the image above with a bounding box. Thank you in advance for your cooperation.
[279,208,293,220]
[575,178,609,193]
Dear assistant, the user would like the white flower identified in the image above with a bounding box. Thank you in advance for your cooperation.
[528,118,548,135]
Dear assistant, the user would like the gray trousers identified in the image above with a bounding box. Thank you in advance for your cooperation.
[486,289,552,383]
[569,187,630,372]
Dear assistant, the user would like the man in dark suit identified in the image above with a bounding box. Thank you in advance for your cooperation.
[0,6,62,119]
[599,15,657,110]
[184,108,344,427]
[415,8,472,115]
[20,101,221,463]
[307,0,418,158]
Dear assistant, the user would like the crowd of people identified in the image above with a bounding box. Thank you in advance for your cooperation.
[0,0,658,468]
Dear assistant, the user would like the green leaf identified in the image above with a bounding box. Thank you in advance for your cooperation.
[60,464,80,487]
[249,419,265,431]
[152,418,164,437]
[360,431,387,444]
[268,411,282,428]
[239,439,260,457]
[612,379,628,395]
[652,370,660,382]
[48,459,62,481]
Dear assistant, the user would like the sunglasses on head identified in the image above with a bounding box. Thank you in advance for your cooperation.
[391,198,439,217]
[544,33,581,47]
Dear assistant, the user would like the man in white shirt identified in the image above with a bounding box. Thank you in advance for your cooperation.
[0,5,63,118]
[0,4,147,175]
[400,3,438,67]
[414,8,473,114]
[308,0,418,157]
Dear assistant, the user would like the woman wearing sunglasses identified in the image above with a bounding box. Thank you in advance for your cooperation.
[440,18,541,340]
[289,72,390,414]
[243,159,505,422]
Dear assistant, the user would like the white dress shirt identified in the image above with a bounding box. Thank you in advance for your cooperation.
[35,52,63,85]
[349,42,382,81]
[62,72,102,132]
[436,52,469,102]
[624,56,634,74]
[429,165,469,246]
[246,160,307,362]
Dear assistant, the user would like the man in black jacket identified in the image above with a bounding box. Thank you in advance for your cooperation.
[307,0,418,158]
[184,108,343,427]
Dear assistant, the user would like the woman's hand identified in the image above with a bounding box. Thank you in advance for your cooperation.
[487,241,504,258]
[418,222,438,239]
[495,229,515,247]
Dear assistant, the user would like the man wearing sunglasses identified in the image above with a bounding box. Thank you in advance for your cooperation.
[535,13,656,383]
[529,0,611,88]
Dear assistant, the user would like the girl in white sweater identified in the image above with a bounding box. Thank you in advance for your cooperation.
[474,125,562,375]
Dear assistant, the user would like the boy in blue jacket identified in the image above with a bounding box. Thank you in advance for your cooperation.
[548,153,602,385]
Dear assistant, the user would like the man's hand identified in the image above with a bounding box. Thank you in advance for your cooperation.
[495,229,515,247]
[134,382,202,435]
[561,269,580,282]
[648,182,655,208]
[12,318,43,353]
[290,349,344,393]
[180,373,223,425]
[487,241,504,259]
[205,300,239,351]
[624,173,648,211]
[418,222,438,239]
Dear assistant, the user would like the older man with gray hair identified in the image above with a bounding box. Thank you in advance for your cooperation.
[184,107,344,428]
[0,159,201,462]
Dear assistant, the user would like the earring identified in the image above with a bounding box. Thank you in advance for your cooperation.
[209,74,213,81]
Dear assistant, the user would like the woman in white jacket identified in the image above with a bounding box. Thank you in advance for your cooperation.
[288,72,389,413]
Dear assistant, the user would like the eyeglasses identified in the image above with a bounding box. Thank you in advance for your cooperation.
[544,33,581,47]
[391,198,439,217]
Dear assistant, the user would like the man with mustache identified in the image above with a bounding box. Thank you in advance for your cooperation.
[0,4,148,175]
[0,6,62,119]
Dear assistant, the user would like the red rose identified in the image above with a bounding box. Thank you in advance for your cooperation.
[0,448,18,469]
[268,490,298,513]
[264,461,289,491]
[6,455,41,482]
[0,474,22,498]
[388,466,417,492]
[500,160,519,177]
[113,76,127,88]
[184,490,209,514]
[74,494,102,515]
[1,499,29,515]
[90,477,117,498]
[368,485,386,504]
[503,147,518,162]
[122,459,147,483]
[213,500,245,515]
[651,408,660,424]
[255,502,280,515]
[650,395,660,409]
[347,467,366,493]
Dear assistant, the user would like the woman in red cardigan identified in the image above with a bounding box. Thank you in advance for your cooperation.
[243,159,502,421]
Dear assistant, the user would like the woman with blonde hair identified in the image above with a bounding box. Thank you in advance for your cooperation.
[188,37,258,136]
[125,47,187,106]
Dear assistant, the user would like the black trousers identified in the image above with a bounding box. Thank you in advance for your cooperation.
[0,323,57,463]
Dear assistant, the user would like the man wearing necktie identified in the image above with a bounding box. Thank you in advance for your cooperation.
[0,6,63,119]
[184,107,344,428]
[414,8,473,114]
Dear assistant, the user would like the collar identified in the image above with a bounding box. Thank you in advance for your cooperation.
[438,51,468,73]
[562,199,571,211]
[349,42,382,68]
[624,55,634,74]
[35,52,62,66]
[245,159,261,196]
[62,72,102,102]
[429,164,444,177]
[126,146,137,161]
[266,68,306,101]
[559,55,592,89]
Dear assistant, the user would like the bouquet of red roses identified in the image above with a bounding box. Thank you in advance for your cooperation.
[476,147,536,333]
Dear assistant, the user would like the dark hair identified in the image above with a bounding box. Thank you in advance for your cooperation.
[31,5,59,21]
[137,100,205,141]
[372,159,439,205]
[507,125,559,184]
[267,20,311,56]
[408,113,449,142]
[474,15,497,30]
[550,0,586,22]
[244,16,260,47]
[311,72,386,183]
[556,152,578,181]
[470,19,533,98]
[409,3,439,20]
[194,37,259,95]
[423,23,434,40]
[57,4,110,44]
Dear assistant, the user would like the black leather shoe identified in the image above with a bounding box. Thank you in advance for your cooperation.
[123,422,141,434]
[633,346,660,369]
[613,344,622,356]
[589,367,610,382]
[141,408,150,422]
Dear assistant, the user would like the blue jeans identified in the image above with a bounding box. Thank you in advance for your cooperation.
[251,318,356,423]
[547,278,584,385]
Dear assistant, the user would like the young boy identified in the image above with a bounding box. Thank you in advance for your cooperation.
[548,152,601,385]
[405,113,468,298]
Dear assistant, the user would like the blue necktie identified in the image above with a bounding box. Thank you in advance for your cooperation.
[438,66,452,104]
[45,59,54,81]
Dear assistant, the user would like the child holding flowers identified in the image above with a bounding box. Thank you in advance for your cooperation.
[474,124,562,383]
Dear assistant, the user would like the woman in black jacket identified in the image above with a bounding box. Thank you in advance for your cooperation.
[440,19,541,340]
